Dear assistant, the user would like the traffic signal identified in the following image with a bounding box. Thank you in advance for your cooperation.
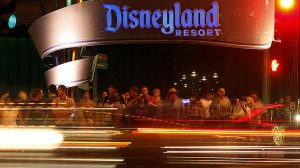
[275,0,297,40]
[278,0,295,10]
[0,0,16,30]
[271,59,280,72]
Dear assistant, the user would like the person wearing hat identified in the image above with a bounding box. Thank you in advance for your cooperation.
[157,88,184,121]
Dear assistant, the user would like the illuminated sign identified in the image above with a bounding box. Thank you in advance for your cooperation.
[103,1,221,37]
[271,59,279,72]
[29,0,275,59]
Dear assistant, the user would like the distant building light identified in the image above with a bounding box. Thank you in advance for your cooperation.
[201,76,207,81]
[212,72,218,78]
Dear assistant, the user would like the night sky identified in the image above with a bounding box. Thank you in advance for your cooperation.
[94,43,265,99]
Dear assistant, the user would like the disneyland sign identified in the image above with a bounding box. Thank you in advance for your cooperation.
[29,0,275,58]
[103,1,221,37]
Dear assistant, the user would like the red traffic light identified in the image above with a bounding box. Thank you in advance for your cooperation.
[271,59,279,72]
[278,0,295,10]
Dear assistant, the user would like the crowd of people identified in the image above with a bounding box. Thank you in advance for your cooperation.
[0,84,293,127]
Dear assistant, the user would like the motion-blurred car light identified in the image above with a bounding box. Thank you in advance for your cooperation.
[0,128,63,150]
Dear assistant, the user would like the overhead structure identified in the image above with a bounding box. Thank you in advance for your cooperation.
[28,0,276,87]
[29,0,275,58]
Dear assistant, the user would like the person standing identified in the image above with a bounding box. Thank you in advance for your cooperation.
[209,88,232,120]
[15,90,28,126]
[158,88,184,121]
[185,95,202,119]
[149,88,161,106]
[250,91,264,109]
[122,91,130,105]
[102,93,123,127]
[199,91,214,119]
[103,86,119,104]
[46,84,57,103]
[97,91,108,107]
[27,88,46,126]
[52,85,75,126]
[44,84,57,125]
[77,90,95,126]
[141,86,151,103]
[0,91,10,103]
[230,98,251,120]
[78,90,95,108]
[127,86,139,104]
[0,97,19,126]
[250,91,266,122]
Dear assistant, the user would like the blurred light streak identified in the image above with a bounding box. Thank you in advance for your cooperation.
[60,129,117,133]
[58,146,117,150]
[164,150,298,154]
[234,104,284,123]
[162,146,300,150]
[166,159,300,164]
[72,49,76,61]
[167,156,300,162]
[135,128,300,136]
[61,141,131,147]
[0,107,118,111]
[0,163,117,168]
[0,157,124,162]
[58,126,114,129]
[0,128,63,150]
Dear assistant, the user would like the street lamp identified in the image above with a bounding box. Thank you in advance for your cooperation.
[212,72,218,78]
[201,76,207,81]
[191,71,197,77]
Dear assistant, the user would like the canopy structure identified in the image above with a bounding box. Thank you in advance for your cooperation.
[29,0,275,59]
[28,0,275,87]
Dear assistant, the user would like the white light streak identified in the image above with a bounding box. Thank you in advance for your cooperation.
[0,128,63,150]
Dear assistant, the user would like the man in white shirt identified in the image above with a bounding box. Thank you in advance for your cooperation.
[209,88,232,120]
[52,85,75,126]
